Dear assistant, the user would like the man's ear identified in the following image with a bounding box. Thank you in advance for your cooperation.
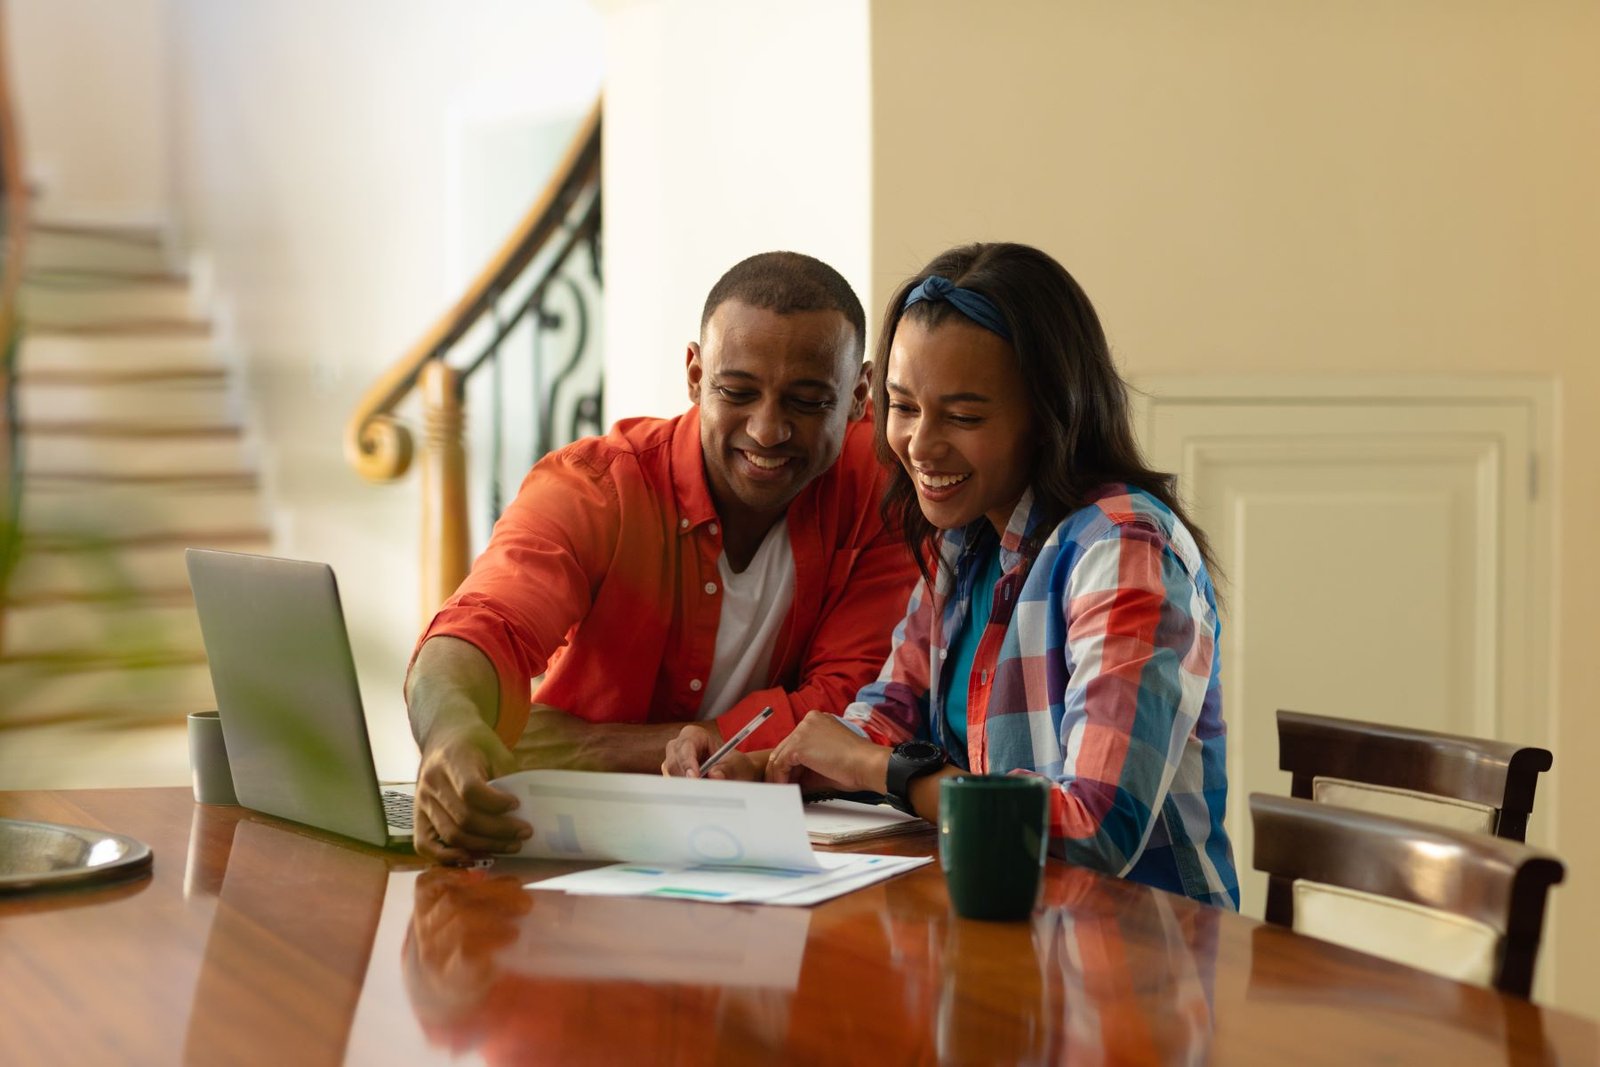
[686,342,703,404]
[848,360,872,420]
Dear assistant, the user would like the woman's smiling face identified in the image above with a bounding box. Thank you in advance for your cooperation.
[884,315,1035,536]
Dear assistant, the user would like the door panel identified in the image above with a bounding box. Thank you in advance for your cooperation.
[1138,388,1541,917]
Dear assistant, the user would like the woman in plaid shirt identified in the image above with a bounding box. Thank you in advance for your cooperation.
[666,242,1239,909]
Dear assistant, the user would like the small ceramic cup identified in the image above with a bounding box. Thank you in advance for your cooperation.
[187,710,238,805]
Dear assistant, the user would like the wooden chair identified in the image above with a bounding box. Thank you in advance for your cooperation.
[1250,793,1564,998]
[1276,709,1552,841]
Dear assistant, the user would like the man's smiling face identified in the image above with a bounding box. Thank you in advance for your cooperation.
[688,300,868,533]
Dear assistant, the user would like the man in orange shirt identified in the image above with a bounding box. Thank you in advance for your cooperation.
[405,252,916,863]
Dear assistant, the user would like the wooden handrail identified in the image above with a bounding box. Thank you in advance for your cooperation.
[343,96,602,484]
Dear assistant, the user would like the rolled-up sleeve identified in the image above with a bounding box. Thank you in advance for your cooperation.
[410,450,621,745]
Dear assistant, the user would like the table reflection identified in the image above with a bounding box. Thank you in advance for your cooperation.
[184,818,391,1065]
[403,868,806,1062]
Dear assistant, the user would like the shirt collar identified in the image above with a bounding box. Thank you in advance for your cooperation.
[670,407,721,533]
[945,486,1048,572]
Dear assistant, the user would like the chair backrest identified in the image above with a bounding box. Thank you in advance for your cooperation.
[1250,793,1564,998]
[1276,709,1552,841]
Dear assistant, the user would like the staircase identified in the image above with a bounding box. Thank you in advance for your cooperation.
[0,224,270,788]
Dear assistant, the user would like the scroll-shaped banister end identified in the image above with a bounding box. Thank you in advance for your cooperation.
[345,412,415,483]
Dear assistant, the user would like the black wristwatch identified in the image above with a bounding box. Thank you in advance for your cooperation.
[885,740,946,807]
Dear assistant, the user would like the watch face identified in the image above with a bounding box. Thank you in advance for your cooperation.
[896,740,943,762]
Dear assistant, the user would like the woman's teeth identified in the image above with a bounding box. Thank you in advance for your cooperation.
[919,472,970,489]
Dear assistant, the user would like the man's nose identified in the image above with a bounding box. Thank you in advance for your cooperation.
[746,399,792,448]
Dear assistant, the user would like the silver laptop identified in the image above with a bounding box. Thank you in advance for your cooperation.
[185,548,415,850]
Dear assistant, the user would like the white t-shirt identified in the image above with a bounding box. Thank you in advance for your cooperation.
[698,519,796,720]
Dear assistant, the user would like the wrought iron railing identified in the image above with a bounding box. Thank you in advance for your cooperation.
[345,98,603,619]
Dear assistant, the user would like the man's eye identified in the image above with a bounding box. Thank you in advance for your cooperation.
[949,414,983,426]
[715,387,756,403]
[789,397,833,414]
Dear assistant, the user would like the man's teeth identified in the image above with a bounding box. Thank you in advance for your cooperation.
[743,452,788,470]
[919,472,971,489]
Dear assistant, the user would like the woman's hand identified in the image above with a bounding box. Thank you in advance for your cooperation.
[765,711,890,794]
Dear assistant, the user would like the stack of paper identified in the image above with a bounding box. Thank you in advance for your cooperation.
[490,770,931,907]
[804,798,929,845]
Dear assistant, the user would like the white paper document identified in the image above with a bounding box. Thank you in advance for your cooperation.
[490,770,822,869]
[490,770,932,906]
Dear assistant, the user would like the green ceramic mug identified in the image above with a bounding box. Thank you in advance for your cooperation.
[939,774,1049,921]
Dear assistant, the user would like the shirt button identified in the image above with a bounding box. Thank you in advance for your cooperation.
[689,679,703,692]
[709,523,719,536]
[679,518,689,530]
[939,649,948,660]
[704,581,718,595]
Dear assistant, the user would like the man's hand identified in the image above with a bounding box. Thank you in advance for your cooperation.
[414,718,531,864]
[660,722,775,782]
[403,867,531,1024]
[765,710,888,794]
[659,721,723,778]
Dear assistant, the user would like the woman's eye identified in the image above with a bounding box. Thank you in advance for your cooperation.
[888,402,917,415]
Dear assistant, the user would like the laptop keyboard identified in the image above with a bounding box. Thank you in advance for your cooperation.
[382,790,415,831]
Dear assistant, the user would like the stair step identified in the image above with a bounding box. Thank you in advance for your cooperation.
[19,332,226,373]
[25,318,213,338]
[23,224,173,276]
[4,585,194,609]
[25,265,189,286]
[23,425,250,476]
[19,480,263,539]
[26,470,257,489]
[17,376,234,426]
[5,531,271,599]
[2,600,204,658]
[21,275,199,325]
[0,659,214,727]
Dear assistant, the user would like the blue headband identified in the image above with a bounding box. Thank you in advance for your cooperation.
[900,275,1012,342]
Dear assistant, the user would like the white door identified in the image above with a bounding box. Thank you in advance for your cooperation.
[1135,378,1551,917]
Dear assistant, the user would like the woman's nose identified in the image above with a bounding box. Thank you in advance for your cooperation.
[905,419,943,462]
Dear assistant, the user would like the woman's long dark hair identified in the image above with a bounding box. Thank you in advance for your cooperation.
[871,242,1218,585]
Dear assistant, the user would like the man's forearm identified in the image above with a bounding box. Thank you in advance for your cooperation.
[515,709,700,773]
[406,636,501,749]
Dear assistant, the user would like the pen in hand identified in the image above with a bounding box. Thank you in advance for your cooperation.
[698,706,774,776]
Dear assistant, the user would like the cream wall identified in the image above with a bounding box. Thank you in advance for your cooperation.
[9,0,171,224]
[167,1,603,778]
[597,0,871,421]
[871,0,1598,1017]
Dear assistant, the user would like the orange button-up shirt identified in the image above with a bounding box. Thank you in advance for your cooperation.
[416,407,915,750]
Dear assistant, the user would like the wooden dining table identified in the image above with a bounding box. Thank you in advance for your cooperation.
[0,787,1593,1065]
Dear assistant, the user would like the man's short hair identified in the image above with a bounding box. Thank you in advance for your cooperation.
[700,251,866,360]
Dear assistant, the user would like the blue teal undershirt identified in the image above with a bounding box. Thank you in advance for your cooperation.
[943,544,1005,747]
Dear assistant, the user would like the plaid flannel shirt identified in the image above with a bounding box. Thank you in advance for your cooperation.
[844,484,1239,909]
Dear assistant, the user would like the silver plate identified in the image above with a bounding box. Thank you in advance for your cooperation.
[0,818,154,893]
